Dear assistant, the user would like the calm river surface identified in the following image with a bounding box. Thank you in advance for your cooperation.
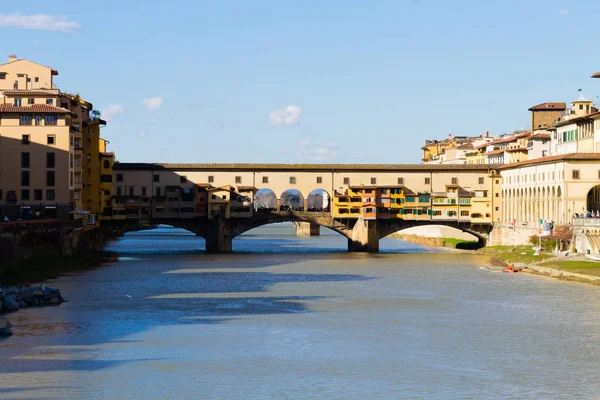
[2,224,600,399]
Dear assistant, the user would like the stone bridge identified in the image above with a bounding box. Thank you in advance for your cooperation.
[124,212,492,252]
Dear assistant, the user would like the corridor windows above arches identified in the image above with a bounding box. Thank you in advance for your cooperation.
[262,176,269,184]
[316,176,322,184]
[344,177,350,185]
[208,176,214,183]
[235,176,242,184]
[573,170,580,179]
[398,177,404,185]
[289,176,296,184]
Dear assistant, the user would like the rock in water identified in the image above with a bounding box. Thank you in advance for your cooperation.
[0,315,12,336]
[1,295,19,311]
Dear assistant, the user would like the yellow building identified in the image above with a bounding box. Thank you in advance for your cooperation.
[0,55,110,225]
[99,141,115,221]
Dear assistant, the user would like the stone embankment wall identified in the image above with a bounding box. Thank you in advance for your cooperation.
[0,221,103,274]
[488,224,538,246]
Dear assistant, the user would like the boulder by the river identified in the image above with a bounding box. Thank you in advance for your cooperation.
[1,295,19,312]
[0,315,12,336]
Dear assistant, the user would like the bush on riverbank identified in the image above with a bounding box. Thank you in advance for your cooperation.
[0,250,108,286]
[393,234,481,250]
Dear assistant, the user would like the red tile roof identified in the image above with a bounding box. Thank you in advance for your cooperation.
[0,104,73,114]
[528,102,567,111]
[0,90,59,97]
[529,134,551,140]
[486,149,505,155]
[477,136,518,149]
[515,131,532,139]
[499,153,600,169]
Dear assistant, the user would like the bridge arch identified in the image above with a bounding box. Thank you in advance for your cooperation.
[254,188,277,211]
[229,215,352,241]
[307,189,331,212]
[280,189,305,211]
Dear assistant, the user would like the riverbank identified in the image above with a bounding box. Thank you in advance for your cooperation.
[391,233,481,250]
[0,250,109,286]
[476,246,600,286]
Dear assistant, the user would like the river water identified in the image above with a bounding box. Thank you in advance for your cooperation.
[2,224,600,399]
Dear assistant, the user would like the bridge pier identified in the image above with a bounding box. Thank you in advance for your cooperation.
[294,222,320,237]
[348,218,379,252]
[205,217,233,253]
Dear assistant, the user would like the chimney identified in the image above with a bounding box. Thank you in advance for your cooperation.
[486,131,489,138]
[8,54,17,63]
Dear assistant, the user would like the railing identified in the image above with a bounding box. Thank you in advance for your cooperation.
[573,218,600,227]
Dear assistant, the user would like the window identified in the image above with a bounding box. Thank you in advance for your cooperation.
[478,177,484,184]
[344,177,350,185]
[371,177,377,185]
[142,187,147,197]
[35,77,39,83]
[495,193,499,197]
[398,177,404,185]
[35,115,43,125]
[153,174,160,182]
[21,189,30,200]
[460,210,469,217]
[47,135,55,145]
[0,73,5,80]
[14,98,22,106]
[235,176,242,184]
[46,152,55,168]
[129,187,134,196]
[22,135,30,145]
[46,189,55,200]
[86,153,91,163]
[262,176,269,184]
[21,171,30,186]
[46,171,55,186]
[45,115,57,126]
[28,98,34,105]
[19,115,32,125]
[451,177,458,185]
[21,152,30,167]
[425,177,430,185]
[317,176,322,184]
[116,173,123,182]
[34,189,43,200]
[103,160,110,169]
[495,207,499,211]
[289,176,296,184]
[181,176,187,184]
[155,187,162,196]
[208,175,214,183]
[116,186,122,196]
[572,170,580,179]
[46,98,53,105]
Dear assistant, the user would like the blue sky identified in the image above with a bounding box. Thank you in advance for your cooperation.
[1,1,599,164]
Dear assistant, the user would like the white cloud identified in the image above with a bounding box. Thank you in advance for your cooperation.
[299,137,312,147]
[302,142,339,161]
[141,97,164,111]
[101,104,124,121]
[559,9,568,15]
[269,105,303,126]
[0,13,81,32]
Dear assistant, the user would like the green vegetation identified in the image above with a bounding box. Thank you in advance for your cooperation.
[440,238,481,250]
[545,260,600,277]
[0,251,109,286]
[477,245,554,265]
